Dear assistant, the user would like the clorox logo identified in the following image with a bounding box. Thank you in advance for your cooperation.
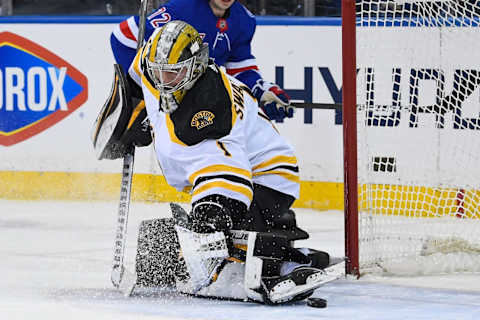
[0,32,88,146]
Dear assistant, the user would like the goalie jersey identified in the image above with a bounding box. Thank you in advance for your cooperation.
[111,0,262,94]
[129,49,299,208]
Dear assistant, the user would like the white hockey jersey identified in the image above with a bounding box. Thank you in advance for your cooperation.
[129,49,299,207]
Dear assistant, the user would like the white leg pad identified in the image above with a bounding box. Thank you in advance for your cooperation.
[175,226,229,293]
[243,231,264,302]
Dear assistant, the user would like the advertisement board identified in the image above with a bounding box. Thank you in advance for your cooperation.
[5,18,477,208]
[0,18,345,208]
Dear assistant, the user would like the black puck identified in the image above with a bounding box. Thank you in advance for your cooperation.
[307,297,327,308]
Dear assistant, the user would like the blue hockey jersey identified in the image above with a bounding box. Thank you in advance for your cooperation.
[111,0,262,92]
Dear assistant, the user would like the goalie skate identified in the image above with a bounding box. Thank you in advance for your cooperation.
[264,262,343,304]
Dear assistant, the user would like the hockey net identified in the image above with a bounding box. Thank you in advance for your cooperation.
[345,0,480,276]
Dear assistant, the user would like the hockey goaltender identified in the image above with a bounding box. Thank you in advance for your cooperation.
[92,20,343,305]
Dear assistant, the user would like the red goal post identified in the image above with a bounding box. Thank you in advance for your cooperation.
[342,0,359,277]
[342,0,480,277]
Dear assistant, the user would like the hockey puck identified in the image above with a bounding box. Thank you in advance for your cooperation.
[307,297,327,308]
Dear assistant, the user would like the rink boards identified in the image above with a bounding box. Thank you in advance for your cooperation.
[1,17,479,211]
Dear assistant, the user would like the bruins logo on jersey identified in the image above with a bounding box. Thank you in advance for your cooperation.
[191,111,215,130]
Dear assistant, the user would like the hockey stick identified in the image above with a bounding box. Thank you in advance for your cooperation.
[292,102,342,110]
[111,146,137,294]
[111,0,149,295]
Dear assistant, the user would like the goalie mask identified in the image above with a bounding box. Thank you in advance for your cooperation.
[145,20,209,113]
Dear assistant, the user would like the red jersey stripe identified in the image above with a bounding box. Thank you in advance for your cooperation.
[120,20,137,41]
[226,65,259,75]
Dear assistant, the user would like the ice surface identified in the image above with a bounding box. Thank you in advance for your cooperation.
[1,200,479,320]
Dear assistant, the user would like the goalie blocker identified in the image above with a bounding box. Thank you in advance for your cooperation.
[91,64,152,160]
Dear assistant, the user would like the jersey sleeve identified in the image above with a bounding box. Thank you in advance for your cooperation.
[110,16,140,74]
[224,10,263,92]
[110,3,180,74]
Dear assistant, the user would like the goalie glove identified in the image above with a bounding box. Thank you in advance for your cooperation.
[252,80,294,122]
[190,198,234,234]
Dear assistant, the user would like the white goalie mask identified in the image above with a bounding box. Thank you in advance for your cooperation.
[144,21,209,113]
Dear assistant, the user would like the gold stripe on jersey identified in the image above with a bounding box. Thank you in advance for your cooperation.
[252,155,298,172]
[132,48,143,80]
[134,44,159,99]
[189,164,252,185]
[219,70,237,128]
[192,180,253,201]
[141,74,160,100]
[166,114,188,146]
[253,170,300,184]
[127,100,146,129]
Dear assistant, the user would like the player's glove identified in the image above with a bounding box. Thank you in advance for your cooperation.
[253,80,294,122]
[190,199,233,234]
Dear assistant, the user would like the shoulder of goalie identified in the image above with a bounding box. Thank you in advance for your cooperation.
[91,64,152,160]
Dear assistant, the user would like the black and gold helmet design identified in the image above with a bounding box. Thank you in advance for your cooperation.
[144,20,209,105]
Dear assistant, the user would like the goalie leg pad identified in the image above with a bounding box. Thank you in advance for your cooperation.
[174,226,229,294]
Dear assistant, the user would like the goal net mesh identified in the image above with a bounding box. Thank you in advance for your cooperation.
[356,0,480,275]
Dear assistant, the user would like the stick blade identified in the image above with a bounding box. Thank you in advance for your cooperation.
[118,269,138,297]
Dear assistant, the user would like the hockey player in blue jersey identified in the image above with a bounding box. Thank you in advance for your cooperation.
[110,0,293,122]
